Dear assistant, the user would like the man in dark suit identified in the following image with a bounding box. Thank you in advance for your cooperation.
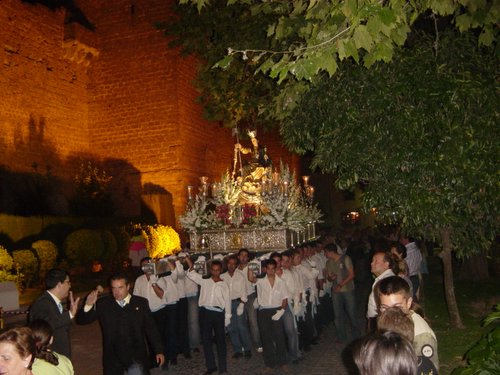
[29,268,80,358]
[77,272,165,375]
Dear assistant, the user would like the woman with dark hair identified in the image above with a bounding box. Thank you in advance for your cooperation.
[354,330,417,375]
[389,241,409,276]
[29,319,74,375]
[0,327,36,375]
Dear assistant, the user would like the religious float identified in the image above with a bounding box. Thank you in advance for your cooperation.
[179,130,322,255]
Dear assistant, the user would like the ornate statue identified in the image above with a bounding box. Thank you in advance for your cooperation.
[233,130,272,204]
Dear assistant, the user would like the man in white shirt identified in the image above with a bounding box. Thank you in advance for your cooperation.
[187,257,231,375]
[248,258,289,374]
[221,255,252,359]
[272,251,301,363]
[366,251,395,330]
[133,257,171,370]
[183,259,201,354]
[236,248,262,352]
[293,246,319,352]
[400,236,423,301]
[173,256,192,361]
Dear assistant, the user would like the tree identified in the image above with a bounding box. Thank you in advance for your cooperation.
[162,0,282,128]
[166,1,499,327]
[181,0,498,83]
[280,30,499,328]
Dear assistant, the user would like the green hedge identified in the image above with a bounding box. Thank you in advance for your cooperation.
[12,249,38,287]
[32,240,58,281]
[63,229,119,266]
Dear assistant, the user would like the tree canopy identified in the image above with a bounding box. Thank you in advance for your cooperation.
[166,0,499,328]
[180,0,498,82]
[282,30,498,258]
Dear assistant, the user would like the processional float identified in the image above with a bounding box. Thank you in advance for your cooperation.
[179,129,323,260]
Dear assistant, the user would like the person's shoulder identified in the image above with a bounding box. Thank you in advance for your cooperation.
[95,294,114,307]
[54,352,73,367]
[30,291,53,312]
[32,290,51,303]
[130,294,149,305]
[411,312,437,339]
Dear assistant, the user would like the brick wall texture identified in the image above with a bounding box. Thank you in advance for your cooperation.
[0,0,299,225]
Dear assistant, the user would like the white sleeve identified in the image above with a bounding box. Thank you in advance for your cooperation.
[187,269,202,285]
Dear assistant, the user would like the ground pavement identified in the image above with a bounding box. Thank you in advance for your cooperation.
[3,306,350,375]
[71,319,350,375]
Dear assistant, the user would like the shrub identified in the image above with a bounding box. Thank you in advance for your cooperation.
[452,304,500,375]
[12,249,38,287]
[63,229,104,266]
[39,223,75,253]
[142,225,181,259]
[107,226,131,259]
[0,269,17,283]
[0,246,17,283]
[31,240,58,281]
[0,245,13,270]
[100,230,118,261]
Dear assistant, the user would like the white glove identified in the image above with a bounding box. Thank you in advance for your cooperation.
[259,252,271,261]
[167,255,177,261]
[253,298,260,309]
[271,309,285,321]
[213,253,224,261]
[236,302,245,316]
[292,302,301,316]
[197,255,206,262]
[175,260,183,269]
[178,251,189,258]
[319,289,325,298]
[224,314,231,327]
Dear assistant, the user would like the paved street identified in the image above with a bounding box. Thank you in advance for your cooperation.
[4,311,350,375]
[71,319,349,375]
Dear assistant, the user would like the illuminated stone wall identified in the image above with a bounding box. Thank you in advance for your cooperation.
[0,0,95,176]
[0,0,299,224]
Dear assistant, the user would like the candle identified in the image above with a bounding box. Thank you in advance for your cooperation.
[187,185,194,200]
[272,171,280,185]
[283,180,289,196]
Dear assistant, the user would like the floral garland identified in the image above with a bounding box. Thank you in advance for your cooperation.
[179,164,322,232]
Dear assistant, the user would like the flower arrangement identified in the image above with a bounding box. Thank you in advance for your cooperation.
[141,224,181,258]
[179,163,322,233]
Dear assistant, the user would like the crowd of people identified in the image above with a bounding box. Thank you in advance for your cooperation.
[0,228,438,375]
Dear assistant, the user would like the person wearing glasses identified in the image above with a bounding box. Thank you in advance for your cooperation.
[29,269,80,358]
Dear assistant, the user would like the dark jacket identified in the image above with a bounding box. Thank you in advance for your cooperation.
[29,291,72,358]
[76,294,163,374]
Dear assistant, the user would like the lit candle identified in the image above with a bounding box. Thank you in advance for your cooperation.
[272,172,280,185]
[187,185,194,200]
[302,175,310,186]
[211,183,218,197]
[200,176,209,197]
[283,180,289,196]
[307,185,315,199]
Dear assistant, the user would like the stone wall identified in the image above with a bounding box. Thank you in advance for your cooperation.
[0,0,94,177]
[0,0,299,226]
